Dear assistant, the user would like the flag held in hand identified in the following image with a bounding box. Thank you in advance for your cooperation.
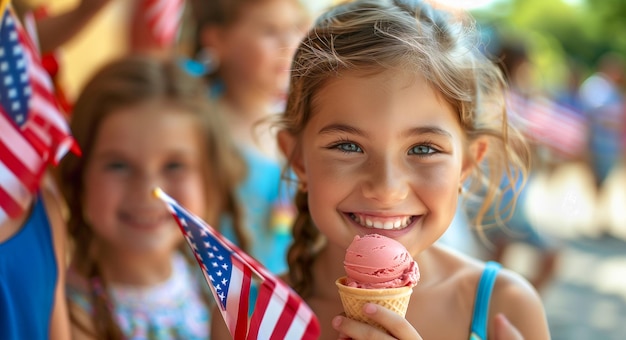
[154,188,320,340]
[0,5,79,223]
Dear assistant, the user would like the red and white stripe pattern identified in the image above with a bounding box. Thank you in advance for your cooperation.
[507,91,587,158]
[141,0,184,48]
[156,189,320,340]
[0,7,78,223]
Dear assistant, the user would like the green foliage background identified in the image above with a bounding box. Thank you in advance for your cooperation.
[471,0,626,93]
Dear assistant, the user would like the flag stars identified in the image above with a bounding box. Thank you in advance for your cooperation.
[218,292,225,301]
[214,284,221,291]
[15,114,23,124]
[12,45,22,56]
[216,270,223,277]
[4,75,12,85]
[217,255,224,261]
[221,278,228,285]
[221,263,228,270]
[208,252,215,258]
[204,242,211,248]
[1,61,7,71]
[212,261,218,268]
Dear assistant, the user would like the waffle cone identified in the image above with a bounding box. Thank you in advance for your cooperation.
[335,277,413,330]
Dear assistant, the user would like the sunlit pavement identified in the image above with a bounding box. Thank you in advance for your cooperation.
[541,236,626,340]
[524,163,626,338]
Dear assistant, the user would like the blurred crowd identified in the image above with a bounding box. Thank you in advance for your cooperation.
[1,0,625,339]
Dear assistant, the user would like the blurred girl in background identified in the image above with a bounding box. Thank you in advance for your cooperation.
[186,0,309,275]
[57,55,247,339]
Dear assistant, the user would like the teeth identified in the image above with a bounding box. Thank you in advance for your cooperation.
[349,214,413,230]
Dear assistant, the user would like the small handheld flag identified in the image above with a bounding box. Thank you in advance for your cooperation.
[0,6,79,223]
[154,188,320,340]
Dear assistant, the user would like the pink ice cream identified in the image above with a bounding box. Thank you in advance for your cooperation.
[343,234,420,289]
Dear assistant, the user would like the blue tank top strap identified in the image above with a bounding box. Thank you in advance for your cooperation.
[469,261,502,340]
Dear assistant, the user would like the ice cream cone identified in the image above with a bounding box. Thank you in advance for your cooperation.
[335,276,413,330]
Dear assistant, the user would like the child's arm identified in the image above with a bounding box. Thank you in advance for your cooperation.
[35,0,113,54]
[489,268,551,340]
[41,174,71,340]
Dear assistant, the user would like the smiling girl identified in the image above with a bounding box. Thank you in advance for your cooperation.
[252,0,548,339]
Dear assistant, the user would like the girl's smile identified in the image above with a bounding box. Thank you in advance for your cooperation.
[117,210,174,231]
[347,213,416,231]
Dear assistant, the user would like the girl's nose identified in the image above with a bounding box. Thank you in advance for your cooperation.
[361,158,410,204]
[128,172,161,202]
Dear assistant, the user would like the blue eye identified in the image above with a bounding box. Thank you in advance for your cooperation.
[335,142,362,153]
[409,145,436,155]
[165,162,184,171]
[105,161,128,171]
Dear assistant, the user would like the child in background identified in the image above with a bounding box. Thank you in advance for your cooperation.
[57,55,248,339]
[2,1,111,338]
[186,0,308,274]
[262,0,548,338]
[0,175,71,339]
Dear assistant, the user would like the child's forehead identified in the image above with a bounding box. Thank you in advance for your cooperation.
[308,68,455,121]
[313,68,437,99]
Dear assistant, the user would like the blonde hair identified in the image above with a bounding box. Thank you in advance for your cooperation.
[57,55,248,338]
[279,0,530,298]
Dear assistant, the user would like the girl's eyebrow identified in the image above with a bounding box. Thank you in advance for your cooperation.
[318,124,452,139]
[404,126,452,139]
[318,124,368,137]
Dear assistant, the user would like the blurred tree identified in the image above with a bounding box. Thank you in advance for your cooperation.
[472,0,626,90]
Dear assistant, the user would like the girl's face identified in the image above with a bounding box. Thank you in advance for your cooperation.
[285,70,478,256]
[83,102,208,254]
[211,0,304,100]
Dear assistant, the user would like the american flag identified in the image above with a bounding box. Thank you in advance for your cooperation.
[155,189,320,340]
[140,0,184,48]
[507,91,587,158]
[0,6,79,222]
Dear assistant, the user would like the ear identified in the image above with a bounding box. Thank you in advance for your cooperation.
[277,130,306,181]
[460,136,488,182]
[199,25,227,59]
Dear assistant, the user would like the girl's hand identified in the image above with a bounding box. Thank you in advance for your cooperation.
[332,303,423,340]
[494,314,524,340]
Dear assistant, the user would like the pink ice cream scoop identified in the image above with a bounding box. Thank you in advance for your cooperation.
[344,234,419,289]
